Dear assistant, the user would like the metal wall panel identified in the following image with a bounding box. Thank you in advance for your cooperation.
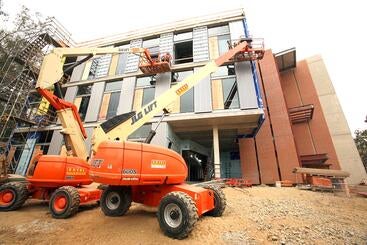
[160,33,174,55]
[155,72,171,97]
[236,62,258,109]
[85,82,105,122]
[155,72,171,115]
[47,130,63,155]
[193,27,209,62]
[95,55,112,78]
[64,86,78,102]
[125,39,143,73]
[84,127,94,154]
[151,122,168,147]
[117,76,136,114]
[69,56,86,82]
[193,66,212,113]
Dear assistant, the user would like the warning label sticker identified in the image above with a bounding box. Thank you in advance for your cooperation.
[151,160,166,169]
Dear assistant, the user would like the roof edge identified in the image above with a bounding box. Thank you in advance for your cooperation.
[76,8,245,47]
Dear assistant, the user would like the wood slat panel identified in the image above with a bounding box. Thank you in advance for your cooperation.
[211,79,224,110]
[81,60,92,80]
[208,36,219,60]
[132,89,143,111]
[74,97,82,111]
[108,54,119,76]
[98,93,111,120]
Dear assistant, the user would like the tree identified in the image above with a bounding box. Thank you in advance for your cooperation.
[354,129,367,172]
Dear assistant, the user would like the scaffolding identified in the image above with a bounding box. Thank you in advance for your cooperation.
[0,17,74,173]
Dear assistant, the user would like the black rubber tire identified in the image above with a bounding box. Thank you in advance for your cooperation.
[203,185,226,217]
[100,186,131,217]
[157,191,198,239]
[49,186,80,219]
[0,182,29,211]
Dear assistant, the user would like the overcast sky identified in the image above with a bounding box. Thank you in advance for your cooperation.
[3,0,367,133]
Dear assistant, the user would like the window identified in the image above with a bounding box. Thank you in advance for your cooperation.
[222,78,239,109]
[143,38,159,59]
[174,41,193,64]
[133,76,156,111]
[218,34,231,55]
[74,84,92,121]
[174,31,193,64]
[211,65,235,78]
[88,58,99,80]
[211,65,239,110]
[99,80,123,120]
[208,25,231,59]
[128,124,151,141]
[36,130,54,154]
[170,70,194,113]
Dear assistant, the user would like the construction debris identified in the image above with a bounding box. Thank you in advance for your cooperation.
[0,186,366,244]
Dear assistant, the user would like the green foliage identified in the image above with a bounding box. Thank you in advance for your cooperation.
[354,129,367,172]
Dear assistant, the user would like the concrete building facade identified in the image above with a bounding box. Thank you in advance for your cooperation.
[12,9,366,184]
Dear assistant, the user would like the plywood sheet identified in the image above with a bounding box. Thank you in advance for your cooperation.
[99,93,111,120]
[208,36,219,60]
[74,97,82,111]
[132,89,143,112]
[81,60,92,80]
[108,54,119,76]
[211,79,224,110]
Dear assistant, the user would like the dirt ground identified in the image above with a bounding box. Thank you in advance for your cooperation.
[0,186,366,245]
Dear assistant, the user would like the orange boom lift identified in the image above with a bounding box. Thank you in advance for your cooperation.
[0,39,264,238]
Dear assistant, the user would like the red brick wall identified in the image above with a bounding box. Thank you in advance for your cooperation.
[258,51,300,182]
[279,61,341,169]
[239,138,260,184]
[240,50,340,183]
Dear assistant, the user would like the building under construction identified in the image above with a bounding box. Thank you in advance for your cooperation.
[1,9,365,184]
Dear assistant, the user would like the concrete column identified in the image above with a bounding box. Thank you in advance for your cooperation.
[85,81,105,122]
[213,126,221,178]
[64,86,78,102]
[117,77,136,114]
[150,122,168,147]
[47,130,63,155]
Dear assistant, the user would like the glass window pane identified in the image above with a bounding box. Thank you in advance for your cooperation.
[218,34,230,55]
[174,41,193,64]
[180,87,194,113]
[107,93,117,119]
[128,124,151,139]
[174,31,193,42]
[172,70,193,84]
[77,85,92,96]
[208,25,230,36]
[105,81,123,92]
[211,65,235,78]
[78,96,90,121]
[222,78,239,109]
[136,77,153,87]
[106,92,120,119]
[142,87,155,106]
